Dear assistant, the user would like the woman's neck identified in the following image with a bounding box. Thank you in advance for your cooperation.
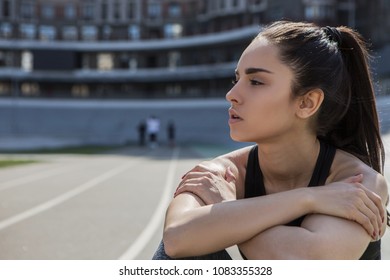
[257,135,320,193]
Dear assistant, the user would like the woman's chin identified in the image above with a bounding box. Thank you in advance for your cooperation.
[230,133,249,143]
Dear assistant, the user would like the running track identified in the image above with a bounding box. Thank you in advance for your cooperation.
[0,139,389,259]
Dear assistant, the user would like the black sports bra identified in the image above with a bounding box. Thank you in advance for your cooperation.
[242,140,380,259]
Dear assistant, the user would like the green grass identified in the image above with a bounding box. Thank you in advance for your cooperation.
[0,159,38,168]
[30,145,118,154]
[0,145,120,155]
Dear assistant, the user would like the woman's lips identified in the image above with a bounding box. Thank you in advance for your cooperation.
[228,108,243,124]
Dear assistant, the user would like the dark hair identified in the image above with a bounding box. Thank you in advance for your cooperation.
[258,21,388,225]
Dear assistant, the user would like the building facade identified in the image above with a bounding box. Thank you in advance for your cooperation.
[0,0,387,98]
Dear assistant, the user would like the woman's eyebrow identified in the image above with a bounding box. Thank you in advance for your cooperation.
[234,67,274,76]
[245,67,274,74]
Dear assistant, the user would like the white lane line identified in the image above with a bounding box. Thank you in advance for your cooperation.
[118,147,180,260]
[0,167,74,192]
[0,160,137,231]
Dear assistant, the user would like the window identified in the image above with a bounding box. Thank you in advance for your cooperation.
[128,25,140,40]
[251,0,266,10]
[0,22,12,38]
[0,51,5,66]
[72,84,89,97]
[166,84,181,96]
[21,51,33,71]
[114,0,121,20]
[164,23,182,38]
[103,25,111,39]
[82,25,97,41]
[168,51,180,69]
[129,56,137,70]
[21,83,39,96]
[62,26,78,40]
[82,53,92,69]
[19,23,36,39]
[98,53,113,71]
[1,0,10,18]
[20,1,34,19]
[127,0,135,19]
[0,82,11,95]
[64,3,76,19]
[148,2,161,19]
[168,2,181,18]
[42,4,54,19]
[39,25,56,41]
[101,0,108,20]
[82,2,95,20]
[305,4,334,20]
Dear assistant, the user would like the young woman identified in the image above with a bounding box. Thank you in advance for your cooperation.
[153,21,389,260]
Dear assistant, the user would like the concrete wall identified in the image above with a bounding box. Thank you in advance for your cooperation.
[0,98,242,150]
[1,96,389,151]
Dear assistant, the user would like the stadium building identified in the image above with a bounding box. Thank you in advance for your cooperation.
[0,0,387,99]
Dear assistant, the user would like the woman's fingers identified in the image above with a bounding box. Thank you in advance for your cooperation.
[225,166,236,183]
[350,207,376,240]
[174,167,236,204]
[355,202,381,241]
[339,183,382,239]
[316,179,384,239]
[175,175,211,196]
[354,183,384,235]
[337,175,384,236]
[342,174,363,184]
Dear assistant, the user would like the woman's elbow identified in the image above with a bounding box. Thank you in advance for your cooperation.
[163,226,186,258]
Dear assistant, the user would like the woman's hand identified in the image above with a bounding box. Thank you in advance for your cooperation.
[174,162,237,205]
[311,174,384,240]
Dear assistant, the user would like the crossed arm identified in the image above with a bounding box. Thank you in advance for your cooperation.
[163,148,388,259]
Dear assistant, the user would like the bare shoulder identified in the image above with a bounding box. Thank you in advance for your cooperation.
[215,145,252,167]
[213,145,253,199]
[329,149,388,201]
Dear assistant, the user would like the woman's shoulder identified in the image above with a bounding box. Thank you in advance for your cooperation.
[330,149,388,199]
[214,145,254,199]
[215,145,253,170]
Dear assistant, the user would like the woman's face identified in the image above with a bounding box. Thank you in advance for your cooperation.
[226,37,301,144]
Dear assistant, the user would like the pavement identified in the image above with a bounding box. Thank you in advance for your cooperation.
[0,134,389,260]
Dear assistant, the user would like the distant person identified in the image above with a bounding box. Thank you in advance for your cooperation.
[146,116,160,148]
[137,120,146,146]
[167,120,176,147]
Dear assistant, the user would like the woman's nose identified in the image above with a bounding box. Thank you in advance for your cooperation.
[226,85,240,104]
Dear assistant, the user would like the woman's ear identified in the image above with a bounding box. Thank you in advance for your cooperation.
[296,89,324,119]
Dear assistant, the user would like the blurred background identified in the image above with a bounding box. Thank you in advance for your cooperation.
[0,0,389,147]
[0,0,389,260]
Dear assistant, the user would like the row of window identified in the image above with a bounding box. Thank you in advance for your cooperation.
[0,43,240,72]
[0,0,182,21]
[0,22,183,40]
[0,81,231,98]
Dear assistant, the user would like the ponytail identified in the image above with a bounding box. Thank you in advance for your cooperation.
[335,28,388,227]
[328,26,385,174]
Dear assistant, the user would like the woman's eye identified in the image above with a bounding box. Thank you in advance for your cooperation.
[250,79,264,85]
[231,79,238,85]
[231,79,264,86]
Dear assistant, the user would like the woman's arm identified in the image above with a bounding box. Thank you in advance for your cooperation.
[163,146,385,259]
[239,167,388,259]
[164,186,316,258]
[163,175,384,258]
